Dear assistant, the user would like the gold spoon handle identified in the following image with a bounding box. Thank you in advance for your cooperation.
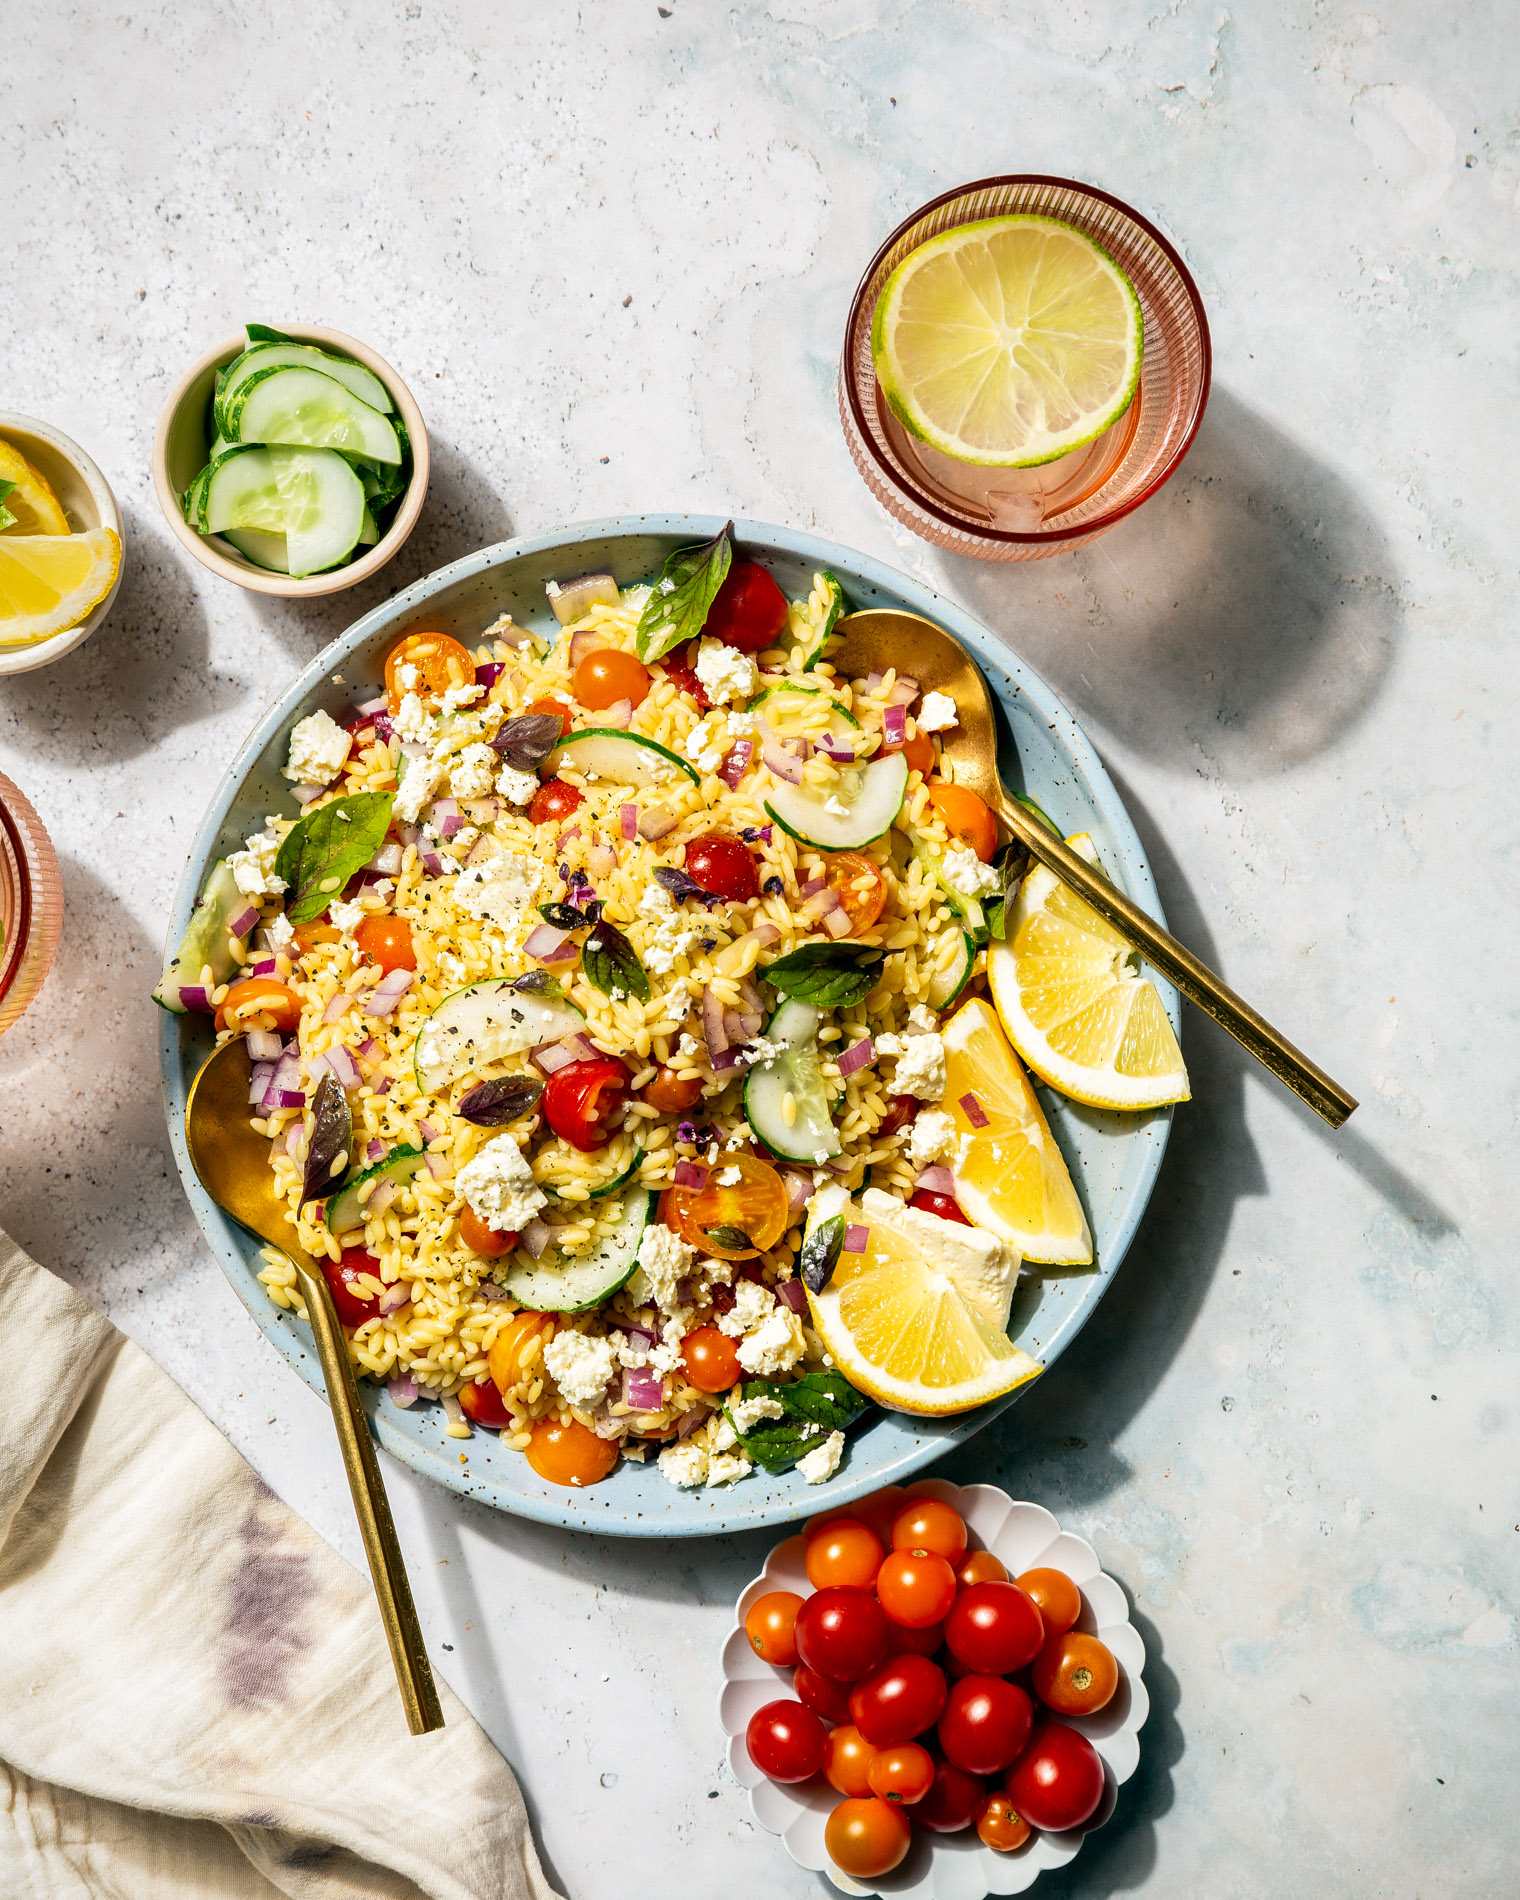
[998,799,1358,1128]
[291,1257,445,1735]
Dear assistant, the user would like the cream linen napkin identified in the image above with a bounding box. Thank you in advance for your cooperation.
[0,1227,561,1900]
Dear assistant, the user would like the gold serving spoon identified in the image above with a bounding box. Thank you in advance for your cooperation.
[831,608,1357,1128]
[185,1037,444,1734]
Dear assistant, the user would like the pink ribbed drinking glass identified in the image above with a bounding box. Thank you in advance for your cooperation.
[0,769,62,1036]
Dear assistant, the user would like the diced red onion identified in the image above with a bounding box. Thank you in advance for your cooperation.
[888,676,920,707]
[387,1374,420,1408]
[423,1152,450,1181]
[761,733,805,785]
[673,1160,708,1189]
[588,841,617,877]
[367,1179,399,1216]
[463,835,491,867]
[366,841,404,876]
[355,695,388,717]
[476,1282,508,1302]
[568,623,615,663]
[715,922,782,975]
[397,822,421,848]
[677,1403,709,1439]
[246,1027,283,1062]
[355,1036,376,1058]
[328,1045,362,1091]
[262,1051,303,1110]
[865,671,884,695]
[228,904,259,940]
[249,1061,275,1105]
[378,1282,411,1316]
[701,985,728,1056]
[915,1165,956,1194]
[375,1076,392,1096]
[711,1045,741,1073]
[363,1138,387,1164]
[622,1367,665,1412]
[844,1223,869,1253]
[776,1279,807,1314]
[292,783,325,805]
[801,874,828,897]
[323,991,355,1025]
[782,1171,812,1215]
[418,1119,438,1143]
[815,732,856,762]
[475,662,505,689]
[283,1121,305,1159]
[471,798,500,823]
[837,1037,875,1077]
[430,798,462,839]
[248,957,278,978]
[883,704,907,746]
[557,824,582,850]
[720,739,753,789]
[960,1091,990,1129]
[364,968,415,1017]
[800,888,841,926]
[637,807,678,842]
[625,1324,658,1352]
[179,985,212,1013]
[524,922,571,962]
[822,908,853,940]
[521,1218,551,1258]
[620,803,639,841]
[442,1393,468,1429]
[421,850,445,876]
[598,697,633,730]
[533,1041,574,1076]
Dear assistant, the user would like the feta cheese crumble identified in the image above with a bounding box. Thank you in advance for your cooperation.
[694,638,758,706]
[227,829,286,899]
[796,1429,845,1484]
[452,852,541,932]
[629,1222,695,1315]
[542,1330,617,1412]
[495,765,539,806]
[737,1306,807,1377]
[942,846,1001,901]
[284,709,352,786]
[454,1135,547,1233]
[823,794,849,818]
[658,1441,709,1488]
[717,1278,775,1339]
[439,682,485,713]
[917,691,958,733]
[449,743,497,800]
[391,692,435,751]
[890,1032,946,1101]
[908,1107,959,1169]
[683,717,727,775]
[328,898,366,934]
[394,755,442,824]
[728,1394,786,1432]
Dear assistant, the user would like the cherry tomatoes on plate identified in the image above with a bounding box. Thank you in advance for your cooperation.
[907,1188,971,1226]
[916,1757,985,1834]
[794,1587,890,1684]
[573,648,651,712]
[1015,1567,1083,1636]
[876,1548,957,1629]
[641,1064,704,1115]
[384,631,475,712]
[678,1325,742,1395]
[977,1792,1032,1852]
[937,1674,1035,1777]
[527,696,574,737]
[890,1498,969,1562]
[745,1698,827,1784]
[744,1591,803,1666]
[684,831,759,903]
[216,976,301,1035]
[527,778,583,826]
[354,913,416,975]
[927,783,999,863]
[704,558,789,653]
[957,1550,1010,1588]
[659,639,710,708]
[823,1723,878,1797]
[824,1797,911,1879]
[540,1056,630,1151]
[849,1653,947,1747]
[824,850,888,934]
[1003,1720,1106,1833]
[660,1153,789,1259]
[805,1518,885,1592]
[1032,1631,1119,1716]
[793,1663,853,1725]
[487,1312,552,1394]
[457,1376,512,1428]
[525,1416,619,1487]
[321,1248,385,1328]
[887,1618,947,1657]
[845,1489,910,1547]
[945,1580,1046,1676]
[459,1204,518,1258]
[868,1742,934,1805]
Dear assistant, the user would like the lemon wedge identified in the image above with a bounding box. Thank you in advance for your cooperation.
[804,1185,1040,1416]
[0,530,121,647]
[941,997,1092,1265]
[987,832,1189,1112]
[0,440,70,536]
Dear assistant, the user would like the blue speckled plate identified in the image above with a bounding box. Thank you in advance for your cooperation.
[159,516,1176,1536]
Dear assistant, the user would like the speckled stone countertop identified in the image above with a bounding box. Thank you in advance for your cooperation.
[2,6,1513,1895]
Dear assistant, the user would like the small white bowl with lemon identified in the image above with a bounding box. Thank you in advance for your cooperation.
[0,416,123,676]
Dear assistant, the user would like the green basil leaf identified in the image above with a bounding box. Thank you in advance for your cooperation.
[0,479,15,532]
[635,522,733,663]
[799,1214,845,1293]
[300,1072,353,1207]
[761,942,885,1010]
[581,916,650,1002]
[273,791,395,924]
[724,1369,870,1473]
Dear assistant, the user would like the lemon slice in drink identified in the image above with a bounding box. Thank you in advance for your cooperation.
[941,998,1092,1265]
[872,215,1143,467]
[988,832,1189,1111]
[0,440,70,536]
[0,529,121,646]
[804,1186,1040,1415]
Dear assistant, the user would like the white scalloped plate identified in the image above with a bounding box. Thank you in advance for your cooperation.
[717,1479,1148,1897]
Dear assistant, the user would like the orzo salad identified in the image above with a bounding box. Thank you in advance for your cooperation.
[158,525,1098,1493]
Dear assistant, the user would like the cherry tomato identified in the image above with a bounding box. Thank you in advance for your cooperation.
[384,631,476,712]
[890,1499,969,1562]
[907,1188,971,1226]
[938,1675,1035,1777]
[459,1204,518,1258]
[321,1248,385,1327]
[573,647,651,711]
[823,1723,878,1797]
[744,1591,803,1666]
[457,1376,511,1428]
[705,558,789,653]
[977,1792,1032,1852]
[1003,1720,1106,1833]
[1015,1568,1083,1637]
[487,1312,552,1395]
[353,913,417,974]
[525,1416,619,1486]
[216,977,301,1035]
[540,1056,630,1151]
[957,1551,1009,1588]
[660,1153,789,1260]
[825,851,888,934]
[887,1618,946,1657]
[876,1549,958,1629]
[527,696,574,737]
[824,1797,912,1879]
[794,1663,854,1725]
[527,778,583,826]
[679,1325,742,1395]
[794,1587,891,1684]
[849,1654,948,1746]
[684,831,759,903]
[806,1519,885,1592]
[927,783,999,863]
[868,1742,934,1805]
[899,728,936,776]
[745,1698,827,1784]
[847,1490,909,1547]
[916,1757,985,1834]
[291,920,341,956]
[1032,1631,1118,1716]
[877,1095,919,1141]
[641,1064,704,1114]
[945,1581,1046,1676]
[659,639,709,708]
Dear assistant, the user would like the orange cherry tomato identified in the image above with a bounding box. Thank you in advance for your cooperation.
[457,1376,512,1428]
[216,976,302,1035]
[573,648,651,711]
[1031,1630,1119,1716]
[1015,1567,1083,1637]
[805,1518,885,1592]
[487,1312,553,1395]
[291,921,341,956]
[384,631,476,712]
[977,1791,1032,1852]
[679,1324,742,1394]
[890,1498,969,1562]
[459,1204,519,1258]
[843,1489,907,1548]
[525,1415,619,1486]
[745,1590,804,1666]
[823,1797,911,1880]
[642,1065,704,1115]
[825,850,888,934]
[900,728,935,776]
[927,783,998,863]
[660,1153,790,1260]
[823,1724,879,1798]
[353,913,416,974]
[527,695,574,737]
[876,1548,958,1629]
[958,1550,1010,1588]
[868,1742,935,1805]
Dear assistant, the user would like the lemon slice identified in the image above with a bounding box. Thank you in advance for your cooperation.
[941,997,1093,1265]
[805,1186,1040,1415]
[987,832,1189,1111]
[871,214,1143,467]
[0,440,70,536]
[0,530,121,647]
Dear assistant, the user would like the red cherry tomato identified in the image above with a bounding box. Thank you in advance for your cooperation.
[527,778,584,826]
[1015,1567,1083,1636]
[659,639,710,708]
[823,1797,912,1879]
[683,831,759,903]
[945,1581,1046,1676]
[806,1519,885,1592]
[794,1662,854,1725]
[890,1498,969,1560]
[876,1549,957,1628]
[353,913,417,974]
[320,1249,385,1327]
[937,1675,1035,1777]
[745,1698,828,1784]
[744,1591,803,1666]
[457,1376,512,1428]
[878,1095,919,1140]
[539,1056,630,1151]
[907,1188,972,1226]
[1003,1720,1106,1833]
[794,1587,891,1684]
[526,696,574,736]
[704,558,789,653]
[916,1756,985,1833]
[573,647,651,711]
[849,1653,948,1747]
[823,1723,878,1797]
[679,1325,742,1394]
[886,1618,946,1657]
[868,1742,935,1805]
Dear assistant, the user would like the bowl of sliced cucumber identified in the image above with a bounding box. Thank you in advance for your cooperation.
[152,323,429,597]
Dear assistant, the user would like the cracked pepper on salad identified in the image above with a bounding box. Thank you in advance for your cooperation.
[157,525,1112,1493]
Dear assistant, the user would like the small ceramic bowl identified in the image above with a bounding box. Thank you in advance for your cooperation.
[0,414,124,677]
[151,324,430,598]
[0,767,63,1035]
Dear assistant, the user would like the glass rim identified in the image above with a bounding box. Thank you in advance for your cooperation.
[842,172,1213,545]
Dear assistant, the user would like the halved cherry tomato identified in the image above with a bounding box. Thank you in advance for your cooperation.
[825,850,888,934]
[890,1498,968,1562]
[824,1797,912,1879]
[459,1204,519,1258]
[660,1153,790,1259]
[458,1376,512,1428]
[745,1591,803,1665]
[573,648,651,711]
[877,1095,919,1141]
[823,1723,879,1797]
[806,1518,885,1592]
[384,631,476,712]
[354,913,416,974]
[540,1056,630,1151]
[660,640,710,708]
[684,831,759,903]
[216,977,301,1034]
[1015,1567,1083,1636]
[868,1742,935,1806]
[908,1188,972,1226]
[1031,1631,1119,1716]
[321,1248,385,1328]
[977,1791,1032,1852]
[704,559,789,652]
[487,1312,553,1395]
[527,778,584,826]
[901,729,935,776]
[927,783,999,862]
[292,921,341,957]
[642,1064,704,1115]
[527,696,574,737]
[877,1549,958,1628]
[679,1325,742,1394]
[958,1551,1010,1588]
[525,1415,619,1486]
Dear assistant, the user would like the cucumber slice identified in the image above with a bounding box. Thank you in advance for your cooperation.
[413,980,586,1094]
[912,835,988,944]
[325,1146,427,1235]
[500,1190,654,1313]
[181,465,211,527]
[750,681,861,744]
[202,445,286,535]
[765,751,909,852]
[544,1144,645,1202]
[358,505,379,547]
[272,447,366,576]
[789,570,848,671]
[744,999,841,1165]
[1014,792,1061,837]
[222,527,291,573]
[216,341,395,432]
[926,927,976,1009]
[546,728,701,789]
[228,366,403,465]
[153,860,251,1011]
